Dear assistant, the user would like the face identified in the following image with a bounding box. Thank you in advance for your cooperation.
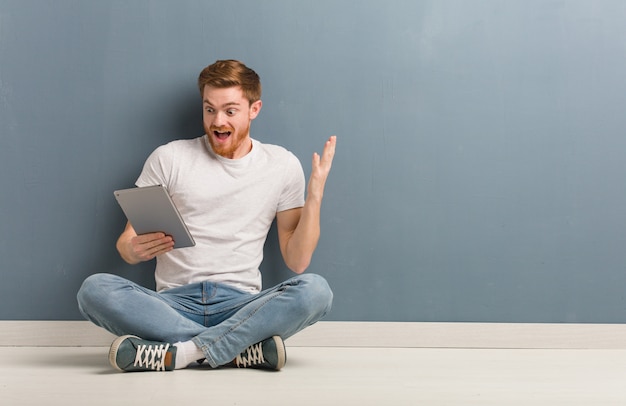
[202,86,262,159]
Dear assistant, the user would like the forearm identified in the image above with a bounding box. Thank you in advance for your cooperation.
[283,196,322,273]
[280,136,336,274]
[116,233,141,265]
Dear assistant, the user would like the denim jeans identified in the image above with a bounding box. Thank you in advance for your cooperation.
[76,273,333,367]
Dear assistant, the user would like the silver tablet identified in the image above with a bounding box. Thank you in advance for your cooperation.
[113,185,196,248]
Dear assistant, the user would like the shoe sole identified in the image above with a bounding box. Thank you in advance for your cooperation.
[273,336,286,370]
[109,334,139,372]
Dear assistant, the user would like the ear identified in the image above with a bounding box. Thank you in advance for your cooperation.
[249,100,262,120]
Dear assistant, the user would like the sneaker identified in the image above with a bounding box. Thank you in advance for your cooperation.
[234,336,286,370]
[109,335,176,372]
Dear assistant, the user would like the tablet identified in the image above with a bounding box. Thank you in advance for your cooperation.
[113,185,196,248]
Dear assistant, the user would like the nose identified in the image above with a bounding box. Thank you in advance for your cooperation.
[212,111,227,127]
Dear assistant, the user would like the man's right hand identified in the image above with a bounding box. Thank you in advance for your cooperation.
[116,222,175,264]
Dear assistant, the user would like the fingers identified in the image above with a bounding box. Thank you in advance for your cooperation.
[131,232,175,262]
[312,136,336,173]
[321,135,336,166]
[312,151,320,163]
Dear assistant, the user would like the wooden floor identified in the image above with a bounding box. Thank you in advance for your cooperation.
[3,345,626,405]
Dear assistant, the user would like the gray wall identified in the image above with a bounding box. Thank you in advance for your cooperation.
[2,0,626,322]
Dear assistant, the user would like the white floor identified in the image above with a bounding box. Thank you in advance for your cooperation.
[3,346,626,405]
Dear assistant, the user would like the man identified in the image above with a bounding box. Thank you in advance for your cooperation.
[77,60,336,372]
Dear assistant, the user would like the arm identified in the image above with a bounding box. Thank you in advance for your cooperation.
[277,136,336,274]
[116,221,175,265]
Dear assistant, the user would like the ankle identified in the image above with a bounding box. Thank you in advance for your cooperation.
[173,340,205,369]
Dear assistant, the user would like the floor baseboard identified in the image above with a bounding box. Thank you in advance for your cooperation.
[2,320,626,348]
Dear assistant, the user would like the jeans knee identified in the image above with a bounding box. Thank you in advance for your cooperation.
[294,273,333,318]
[76,273,123,316]
[78,273,107,299]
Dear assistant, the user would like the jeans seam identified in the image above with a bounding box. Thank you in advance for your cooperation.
[157,291,204,315]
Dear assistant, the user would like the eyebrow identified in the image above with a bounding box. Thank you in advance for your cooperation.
[203,99,241,108]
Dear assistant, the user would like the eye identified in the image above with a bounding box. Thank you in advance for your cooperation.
[226,109,237,116]
[205,107,215,114]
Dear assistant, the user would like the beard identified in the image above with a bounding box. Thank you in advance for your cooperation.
[204,123,251,159]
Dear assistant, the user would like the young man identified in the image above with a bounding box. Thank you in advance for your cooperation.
[77,60,336,372]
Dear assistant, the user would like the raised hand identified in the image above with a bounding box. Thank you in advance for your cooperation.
[307,135,336,202]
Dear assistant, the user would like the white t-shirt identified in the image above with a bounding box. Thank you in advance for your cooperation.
[135,135,305,293]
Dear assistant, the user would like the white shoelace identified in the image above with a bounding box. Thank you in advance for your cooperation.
[134,343,170,371]
[235,343,265,368]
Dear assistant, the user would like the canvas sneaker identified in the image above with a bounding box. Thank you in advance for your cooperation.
[109,335,176,372]
[234,336,286,370]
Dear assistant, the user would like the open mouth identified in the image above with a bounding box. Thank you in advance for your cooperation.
[212,130,232,141]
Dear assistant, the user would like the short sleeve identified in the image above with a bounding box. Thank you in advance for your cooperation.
[135,145,173,188]
[277,152,305,212]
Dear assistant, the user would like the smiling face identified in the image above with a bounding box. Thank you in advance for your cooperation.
[202,85,262,159]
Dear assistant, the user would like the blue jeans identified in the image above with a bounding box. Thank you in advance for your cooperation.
[76,273,333,367]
